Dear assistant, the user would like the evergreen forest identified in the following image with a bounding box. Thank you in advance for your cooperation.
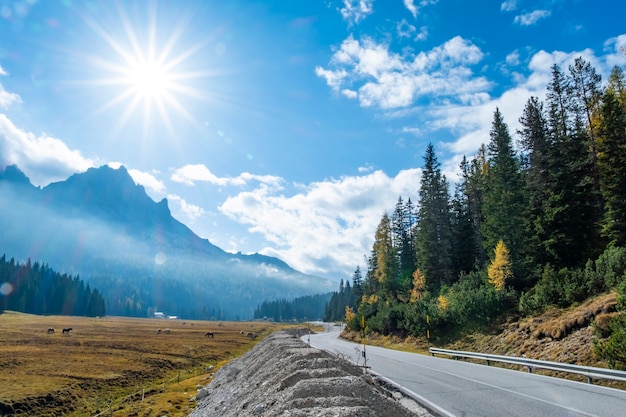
[0,254,106,317]
[253,292,332,322]
[334,59,626,369]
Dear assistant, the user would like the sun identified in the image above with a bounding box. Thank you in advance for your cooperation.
[82,3,209,137]
[127,60,170,100]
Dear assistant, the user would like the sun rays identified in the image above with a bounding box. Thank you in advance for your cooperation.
[81,1,210,139]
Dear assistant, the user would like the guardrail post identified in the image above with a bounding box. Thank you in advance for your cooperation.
[527,366,533,373]
[587,376,593,384]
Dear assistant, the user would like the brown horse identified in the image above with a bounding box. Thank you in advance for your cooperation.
[47,328,55,334]
[62,328,73,334]
[204,332,214,338]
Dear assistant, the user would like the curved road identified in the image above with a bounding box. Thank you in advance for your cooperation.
[304,324,626,417]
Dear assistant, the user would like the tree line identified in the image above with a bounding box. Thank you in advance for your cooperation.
[253,293,332,322]
[0,254,106,317]
[339,58,626,367]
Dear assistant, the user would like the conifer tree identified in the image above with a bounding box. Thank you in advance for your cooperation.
[452,156,482,274]
[481,109,528,286]
[544,64,602,267]
[597,69,626,246]
[392,197,417,291]
[415,143,453,290]
[409,269,426,302]
[518,96,551,267]
[352,265,364,302]
[373,213,399,296]
[488,240,512,291]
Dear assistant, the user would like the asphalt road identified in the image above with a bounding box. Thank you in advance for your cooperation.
[304,324,626,417]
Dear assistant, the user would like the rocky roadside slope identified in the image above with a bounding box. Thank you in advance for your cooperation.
[441,292,626,390]
[188,330,434,417]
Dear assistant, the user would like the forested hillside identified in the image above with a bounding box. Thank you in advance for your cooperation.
[0,254,106,317]
[342,58,626,369]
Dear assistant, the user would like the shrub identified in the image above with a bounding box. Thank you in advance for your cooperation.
[594,246,626,289]
[594,313,626,369]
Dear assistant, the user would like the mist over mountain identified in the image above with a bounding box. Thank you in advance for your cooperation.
[0,164,336,319]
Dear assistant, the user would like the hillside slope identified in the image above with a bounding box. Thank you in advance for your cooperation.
[445,293,625,386]
[344,293,625,389]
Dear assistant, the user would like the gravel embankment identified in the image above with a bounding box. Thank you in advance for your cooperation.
[189,330,434,417]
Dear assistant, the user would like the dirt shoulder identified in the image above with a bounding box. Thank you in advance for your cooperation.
[189,330,433,417]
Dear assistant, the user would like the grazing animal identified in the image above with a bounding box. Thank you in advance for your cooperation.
[204,332,214,338]
[246,332,255,339]
[62,328,73,334]
[47,328,55,334]
[164,328,170,334]
[156,329,162,334]
[240,330,244,334]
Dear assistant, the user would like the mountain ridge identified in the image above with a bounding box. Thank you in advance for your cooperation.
[0,164,335,319]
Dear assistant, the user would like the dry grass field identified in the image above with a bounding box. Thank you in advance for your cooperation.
[0,311,279,416]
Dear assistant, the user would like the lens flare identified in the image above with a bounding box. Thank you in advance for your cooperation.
[0,282,13,296]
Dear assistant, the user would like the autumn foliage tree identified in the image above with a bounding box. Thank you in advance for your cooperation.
[488,240,512,291]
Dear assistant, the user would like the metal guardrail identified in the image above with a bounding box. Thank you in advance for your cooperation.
[429,347,626,385]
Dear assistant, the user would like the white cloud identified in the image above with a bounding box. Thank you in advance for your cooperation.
[219,168,421,277]
[604,34,626,69]
[171,163,283,188]
[514,10,551,26]
[0,86,20,108]
[341,88,358,99]
[397,19,416,39]
[316,35,489,110]
[402,126,422,136]
[500,0,517,12]
[339,0,373,25]
[313,67,348,91]
[0,114,94,186]
[396,20,428,42]
[167,194,207,221]
[404,0,418,18]
[127,168,166,195]
[506,50,521,66]
[415,26,428,41]
[0,67,22,109]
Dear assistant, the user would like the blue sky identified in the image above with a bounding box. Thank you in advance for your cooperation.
[1,0,625,282]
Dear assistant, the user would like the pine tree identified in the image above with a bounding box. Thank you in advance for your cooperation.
[597,69,626,246]
[373,213,399,296]
[451,156,481,274]
[544,64,602,268]
[569,57,603,143]
[391,197,417,291]
[415,143,454,290]
[352,266,364,302]
[481,109,528,286]
[518,96,551,267]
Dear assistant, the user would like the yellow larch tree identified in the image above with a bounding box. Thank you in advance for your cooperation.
[410,269,426,302]
[488,240,512,291]
[345,306,355,324]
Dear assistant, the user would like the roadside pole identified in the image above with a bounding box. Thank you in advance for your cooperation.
[361,316,367,372]
[426,315,430,350]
